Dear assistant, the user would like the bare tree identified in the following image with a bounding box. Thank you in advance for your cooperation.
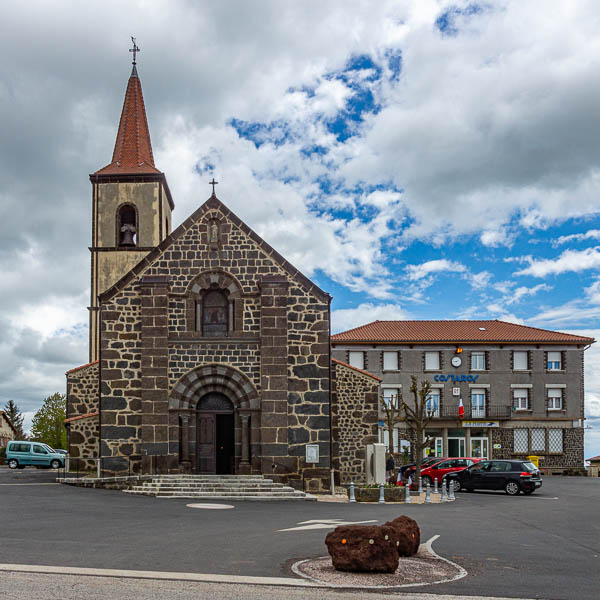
[399,376,435,485]
[380,390,404,457]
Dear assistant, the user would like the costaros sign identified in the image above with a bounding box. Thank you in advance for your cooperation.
[433,374,480,383]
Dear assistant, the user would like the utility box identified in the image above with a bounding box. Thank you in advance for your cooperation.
[366,443,386,484]
[527,455,540,468]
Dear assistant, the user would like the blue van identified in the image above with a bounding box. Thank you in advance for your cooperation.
[6,441,66,469]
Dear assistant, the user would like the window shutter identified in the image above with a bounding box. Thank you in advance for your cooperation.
[527,388,531,410]
[485,351,489,370]
[562,351,566,371]
[510,351,514,370]
[527,350,532,370]
[544,351,548,370]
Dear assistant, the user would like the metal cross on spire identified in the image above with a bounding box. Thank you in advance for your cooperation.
[129,36,140,65]
[209,178,218,195]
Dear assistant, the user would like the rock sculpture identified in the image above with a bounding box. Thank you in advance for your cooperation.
[384,515,420,556]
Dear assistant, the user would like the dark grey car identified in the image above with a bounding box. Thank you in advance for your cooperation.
[447,459,542,495]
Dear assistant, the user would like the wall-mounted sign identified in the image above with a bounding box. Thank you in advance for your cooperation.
[305,444,320,464]
[452,387,460,396]
[434,374,480,383]
[463,421,499,428]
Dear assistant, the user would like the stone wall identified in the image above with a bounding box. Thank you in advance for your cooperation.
[331,359,380,484]
[66,414,99,470]
[491,426,583,471]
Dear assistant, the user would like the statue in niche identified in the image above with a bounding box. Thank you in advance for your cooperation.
[209,221,219,244]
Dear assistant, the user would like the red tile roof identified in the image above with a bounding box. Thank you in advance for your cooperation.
[64,411,99,424]
[332,358,382,381]
[587,455,600,462]
[331,320,595,345]
[66,360,99,375]
[94,66,160,175]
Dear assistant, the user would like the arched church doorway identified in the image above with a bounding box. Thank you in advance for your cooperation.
[196,392,234,474]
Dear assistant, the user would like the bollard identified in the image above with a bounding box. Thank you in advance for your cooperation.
[404,481,411,504]
[441,479,447,502]
[449,479,456,501]
[434,477,439,494]
[418,476,423,493]
[349,481,356,503]
[65,455,70,475]
[425,483,432,503]
[97,458,101,479]
[378,483,385,504]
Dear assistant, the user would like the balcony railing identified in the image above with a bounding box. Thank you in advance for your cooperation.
[437,405,512,419]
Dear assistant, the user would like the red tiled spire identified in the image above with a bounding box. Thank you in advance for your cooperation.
[94,66,160,175]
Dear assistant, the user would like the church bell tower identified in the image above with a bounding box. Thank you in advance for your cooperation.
[88,40,174,361]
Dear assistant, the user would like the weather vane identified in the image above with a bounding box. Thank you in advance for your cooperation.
[129,36,140,65]
[209,178,218,195]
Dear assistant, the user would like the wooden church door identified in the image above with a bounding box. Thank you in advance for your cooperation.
[197,413,216,474]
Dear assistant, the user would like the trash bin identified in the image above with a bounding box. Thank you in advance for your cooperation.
[527,455,539,468]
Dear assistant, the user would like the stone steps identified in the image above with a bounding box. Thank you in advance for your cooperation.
[122,474,316,501]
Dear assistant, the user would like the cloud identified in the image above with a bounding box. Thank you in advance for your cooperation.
[406,259,466,281]
[332,303,410,334]
[554,229,600,246]
[515,247,600,277]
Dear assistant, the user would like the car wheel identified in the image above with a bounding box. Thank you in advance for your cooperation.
[8,459,18,469]
[451,478,462,492]
[50,459,62,470]
[422,475,432,486]
[504,480,520,496]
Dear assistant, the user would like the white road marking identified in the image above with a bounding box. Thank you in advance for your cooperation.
[0,564,317,587]
[278,518,378,532]
[186,503,234,509]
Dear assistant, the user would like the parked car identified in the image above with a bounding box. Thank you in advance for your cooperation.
[6,441,66,470]
[419,457,482,485]
[446,459,542,495]
[398,456,448,482]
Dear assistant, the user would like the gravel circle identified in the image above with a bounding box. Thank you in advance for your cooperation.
[292,547,465,589]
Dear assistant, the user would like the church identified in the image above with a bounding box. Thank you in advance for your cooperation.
[65,55,380,491]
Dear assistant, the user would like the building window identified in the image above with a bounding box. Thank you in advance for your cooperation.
[513,351,528,371]
[471,389,486,418]
[513,429,528,453]
[425,389,440,417]
[547,351,562,370]
[383,387,401,408]
[348,351,364,370]
[513,388,529,411]
[383,351,399,371]
[547,388,563,411]
[202,290,228,337]
[530,428,545,452]
[471,351,486,371]
[548,429,563,453]
[424,351,440,370]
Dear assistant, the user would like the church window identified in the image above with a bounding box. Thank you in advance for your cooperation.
[202,290,228,337]
[117,205,137,246]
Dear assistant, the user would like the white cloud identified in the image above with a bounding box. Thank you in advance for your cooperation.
[332,303,410,334]
[406,259,466,281]
[554,229,600,246]
[515,247,600,277]
[504,283,552,305]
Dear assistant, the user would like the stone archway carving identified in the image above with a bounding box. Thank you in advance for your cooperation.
[170,364,259,472]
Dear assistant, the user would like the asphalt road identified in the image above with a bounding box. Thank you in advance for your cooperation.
[0,467,598,599]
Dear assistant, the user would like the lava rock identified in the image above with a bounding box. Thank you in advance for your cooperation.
[325,525,399,573]
[384,515,420,556]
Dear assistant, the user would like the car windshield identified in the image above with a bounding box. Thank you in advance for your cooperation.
[522,462,537,471]
[43,445,55,453]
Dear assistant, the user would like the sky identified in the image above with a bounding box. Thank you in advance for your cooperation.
[1,0,599,458]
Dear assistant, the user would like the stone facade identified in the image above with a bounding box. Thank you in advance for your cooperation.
[0,411,17,448]
[65,361,100,468]
[84,196,332,487]
[331,359,380,484]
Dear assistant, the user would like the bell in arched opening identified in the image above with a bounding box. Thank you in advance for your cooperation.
[118,205,137,246]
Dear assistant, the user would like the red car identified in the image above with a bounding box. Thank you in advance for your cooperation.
[418,457,483,486]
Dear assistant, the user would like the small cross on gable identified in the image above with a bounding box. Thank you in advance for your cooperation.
[129,37,140,65]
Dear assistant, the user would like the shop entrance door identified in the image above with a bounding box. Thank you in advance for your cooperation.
[448,438,466,457]
[470,437,489,459]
